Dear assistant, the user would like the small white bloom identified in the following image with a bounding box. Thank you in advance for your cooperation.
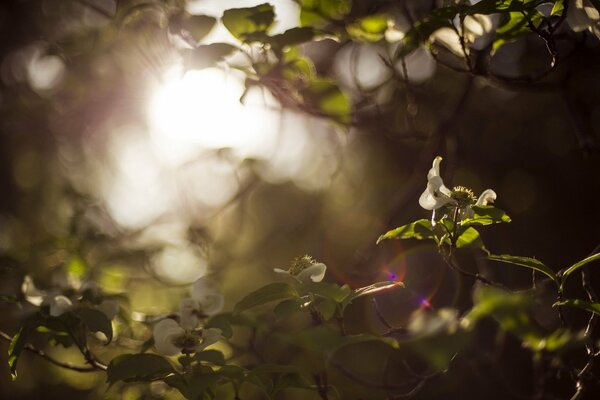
[475,189,496,206]
[418,156,454,210]
[274,256,327,283]
[21,275,46,306]
[153,319,185,356]
[49,295,73,317]
[191,276,224,316]
[153,318,222,356]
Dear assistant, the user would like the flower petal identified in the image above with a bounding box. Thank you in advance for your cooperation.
[153,319,184,356]
[419,176,454,210]
[49,295,73,317]
[476,189,497,206]
[179,298,200,330]
[427,156,443,180]
[191,277,224,316]
[296,263,327,283]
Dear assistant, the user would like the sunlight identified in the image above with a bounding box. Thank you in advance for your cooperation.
[148,67,271,164]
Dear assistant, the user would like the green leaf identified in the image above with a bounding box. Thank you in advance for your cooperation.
[234,282,299,314]
[493,10,544,51]
[184,43,237,70]
[377,219,434,244]
[343,281,404,309]
[194,349,226,365]
[300,78,351,124]
[294,325,398,357]
[74,307,113,343]
[461,205,511,226]
[488,254,557,283]
[555,299,600,316]
[346,15,388,42]
[170,13,217,43]
[456,227,485,250]
[466,0,545,15]
[274,298,303,320]
[106,353,174,386]
[298,282,352,303]
[312,297,337,321]
[205,314,234,338]
[463,286,544,350]
[8,315,43,379]
[269,27,317,50]
[222,3,275,42]
[299,0,352,27]
[560,253,600,282]
[589,0,600,13]
[550,0,565,16]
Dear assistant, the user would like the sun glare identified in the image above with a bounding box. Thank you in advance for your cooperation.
[149,67,270,164]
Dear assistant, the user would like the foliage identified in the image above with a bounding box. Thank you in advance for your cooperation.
[1,0,600,399]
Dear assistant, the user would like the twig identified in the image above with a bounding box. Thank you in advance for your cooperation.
[0,329,106,372]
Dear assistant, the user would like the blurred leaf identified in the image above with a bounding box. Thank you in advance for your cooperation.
[270,27,317,50]
[550,0,565,16]
[194,349,226,365]
[560,253,600,283]
[234,283,299,315]
[222,3,275,42]
[294,325,398,357]
[300,78,351,124]
[74,307,113,343]
[493,10,544,51]
[377,219,434,244]
[313,297,337,321]
[466,0,545,15]
[299,0,352,27]
[488,254,557,283]
[407,308,470,370]
[274,298,303,320]
[554,299,600,316]
[464,286,545,350]
[66,256,87,281]
[184,43,237,70]
[8,315,43,380]
[461,205,511,226]
[395,17,452,58]
[170,13,217,43]
[299,282,351,303]
[456,227,485,250]
[107,353,174,386]
[205,314,234,338]
[346,15,388,42]
[166,365,219,399]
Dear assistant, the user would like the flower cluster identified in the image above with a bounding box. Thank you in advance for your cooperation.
[419,156,496,223]
[152,276,224,356]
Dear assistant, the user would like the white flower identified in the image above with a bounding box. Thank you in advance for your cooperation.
[274,255,327,283]
[153,318,221,356]
[418,156,454,210]
[475,189,496,206]
[419,156,498,223]
[567,0,600,39]
[49,295,73,317]
[179,298,200,330]
[191,276,224,317]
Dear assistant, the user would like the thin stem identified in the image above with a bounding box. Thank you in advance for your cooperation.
[0,330,106,372]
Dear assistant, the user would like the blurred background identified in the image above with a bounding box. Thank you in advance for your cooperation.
[0,0,599,398]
